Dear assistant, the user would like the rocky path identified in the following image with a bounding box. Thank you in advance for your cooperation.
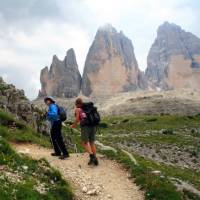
[13,143,144,200]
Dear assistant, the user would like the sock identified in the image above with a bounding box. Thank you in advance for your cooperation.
[90,154,94,158]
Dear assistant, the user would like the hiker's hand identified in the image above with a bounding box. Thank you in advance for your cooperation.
[70,124,75,128]
[66,121,73,125]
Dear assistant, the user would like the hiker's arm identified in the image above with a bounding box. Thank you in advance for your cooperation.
[71,109,80,128]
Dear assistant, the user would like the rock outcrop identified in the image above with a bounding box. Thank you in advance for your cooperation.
[39,48,81,98]
[82,24,147,96]
[0,77,47,133]
[145,22,200,90]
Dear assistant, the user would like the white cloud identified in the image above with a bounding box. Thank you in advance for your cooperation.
[0,0,199,99]
[0,21,90,99]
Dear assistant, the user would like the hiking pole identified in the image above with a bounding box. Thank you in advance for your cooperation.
[46,120,53,148]
[70,128,78,154]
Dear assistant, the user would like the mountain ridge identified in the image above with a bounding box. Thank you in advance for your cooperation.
[145,21,200,90]
[39,48,81,98]
[81,24,147,96]
[38,22,200,99]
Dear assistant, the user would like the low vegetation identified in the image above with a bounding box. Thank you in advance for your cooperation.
[0,110,73,200]
[94,114,200,200]
[1,108,200,200]
[62,115,200,199]
[0,110,50,147]
[101,114,200,133]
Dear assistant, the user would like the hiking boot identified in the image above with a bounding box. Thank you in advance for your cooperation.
[51,153,61,157]
[88,154,95,165]
[88,154,99,166]
[88,158,93,165]
[59,154,69,160]
[93,156,99,166]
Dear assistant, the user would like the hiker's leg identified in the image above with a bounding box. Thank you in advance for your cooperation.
[81,126,92,154]
[82,141,93,154]
[51,124,61,155]
[90,142,96,155]
[54,121,69,156]
[89,127,97,155]
[89,127,98,165]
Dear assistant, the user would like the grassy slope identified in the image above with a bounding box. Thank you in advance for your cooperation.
[62,124,187,200]
[5,107,199,200]
[62,115,200,199]
[0,110,73,200]
[97,115,200,200]
[0,110,50,147]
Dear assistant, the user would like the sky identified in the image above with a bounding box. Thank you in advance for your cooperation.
[0,0,199,99]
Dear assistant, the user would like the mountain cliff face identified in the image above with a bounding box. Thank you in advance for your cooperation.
[38,23,200,98]
[145,22,200,90]
[82,24,147,96]
[39,48,81,98]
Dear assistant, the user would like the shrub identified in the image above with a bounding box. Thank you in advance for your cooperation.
[98,122,108,128]
[162,129,174,135]
[146,118,157,122]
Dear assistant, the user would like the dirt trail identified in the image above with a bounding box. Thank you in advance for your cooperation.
[13,143,144,200]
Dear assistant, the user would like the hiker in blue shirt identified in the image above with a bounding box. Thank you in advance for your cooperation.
[47,102,60,123]
[44,96,69,160]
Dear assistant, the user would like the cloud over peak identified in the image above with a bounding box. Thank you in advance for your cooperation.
[0,0,199,99]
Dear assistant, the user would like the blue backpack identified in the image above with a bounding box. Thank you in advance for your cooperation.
[56,105,67,122]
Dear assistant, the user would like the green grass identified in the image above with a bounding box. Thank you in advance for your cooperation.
[96,115,200,199]
[98,114,200,152]
[0,125,50,147]
[136,134,200,147]
[62,114,200,199]
[132,152,200,191]
[0,109,74,199]
[0,137,73,200]
[0,110,50,147]
[62,124,84,153]
[102,115,200,133]
[0,83,9,91]
[101,149,183,200]
[2,109,199,200]
[100,148,200,200]
[99,133,200,149]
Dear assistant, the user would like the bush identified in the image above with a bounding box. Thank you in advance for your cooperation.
[191,129,200,138]
[145,118,158,122]
[183,189,200,200]
[121,118,130,123]
[0,110,26,129]
[98,122,108,128]
[162,129,174,135]
[0,83,9,91]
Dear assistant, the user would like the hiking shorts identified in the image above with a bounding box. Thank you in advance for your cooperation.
[81,126,96,143]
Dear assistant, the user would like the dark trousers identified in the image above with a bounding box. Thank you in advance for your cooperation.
[50,120,68,156]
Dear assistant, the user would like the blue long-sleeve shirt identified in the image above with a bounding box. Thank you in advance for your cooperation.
[47,103,60,123]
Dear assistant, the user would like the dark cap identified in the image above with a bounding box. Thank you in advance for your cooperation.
[44,96,55,103]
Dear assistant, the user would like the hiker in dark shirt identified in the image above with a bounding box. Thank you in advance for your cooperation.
[71,98,99,166]
[44,96,69,160]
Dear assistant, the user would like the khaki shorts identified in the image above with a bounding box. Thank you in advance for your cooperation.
[81,126,96,143]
